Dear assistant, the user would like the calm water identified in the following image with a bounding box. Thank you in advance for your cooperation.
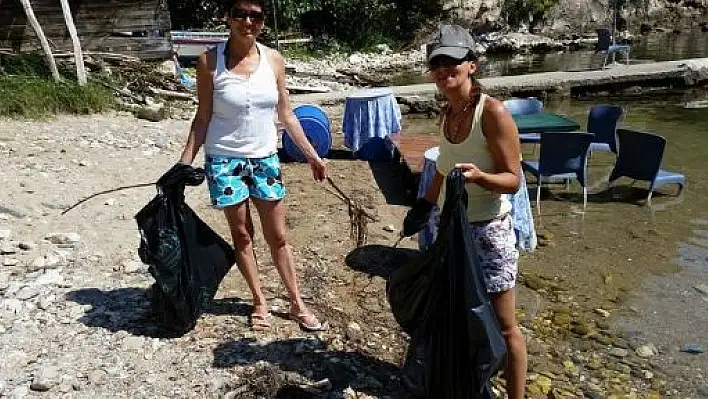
[390,29,708,85]
[402,89,708,266]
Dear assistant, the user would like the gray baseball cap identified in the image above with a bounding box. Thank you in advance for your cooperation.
[426,24,475,62]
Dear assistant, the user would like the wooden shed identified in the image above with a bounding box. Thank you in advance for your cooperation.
[0,0,172,60]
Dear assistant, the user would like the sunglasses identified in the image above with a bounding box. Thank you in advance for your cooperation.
[230,8,265,22]
[428,56,467,71]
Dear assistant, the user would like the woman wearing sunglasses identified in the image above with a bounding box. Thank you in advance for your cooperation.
[404,24,527,397]
[179,0,327,332]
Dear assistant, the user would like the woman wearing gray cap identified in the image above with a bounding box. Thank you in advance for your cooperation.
[404,24,527,398]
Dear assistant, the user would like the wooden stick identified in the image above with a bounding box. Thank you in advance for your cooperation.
[19,0,60,81]
[61,182,156,215]
[59,0,87,86]
[149,87,196,100]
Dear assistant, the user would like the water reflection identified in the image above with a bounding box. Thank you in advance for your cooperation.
[390,29,708,85]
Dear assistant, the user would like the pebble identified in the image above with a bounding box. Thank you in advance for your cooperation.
[0,229,10,240]
[609,347,630,358]
[44,233,81,246]
[382,225,396,233]
[680,344,704,354]
[122,260,146,274]
[87,369,107,385]
[1,243,16,255]
[636,344,658,358]
[3,258,19,266]
[694,283,708,296]
[346,321,362,340]
[30,365,60,391]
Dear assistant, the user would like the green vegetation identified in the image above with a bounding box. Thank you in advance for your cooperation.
[167,0,444,51]
[0,54,114,118]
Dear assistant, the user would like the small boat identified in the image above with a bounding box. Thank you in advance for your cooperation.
[683,100,708,109]
[171,31,229,59]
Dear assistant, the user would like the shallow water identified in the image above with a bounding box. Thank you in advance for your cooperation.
[402,91,708,392]
[390,29,708,85]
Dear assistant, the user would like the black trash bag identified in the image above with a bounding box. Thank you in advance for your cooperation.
[387,169,507,398]
[135,163,235,335]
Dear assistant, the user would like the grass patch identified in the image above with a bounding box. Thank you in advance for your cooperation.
[0,53,114,118]
[0,76,114,118]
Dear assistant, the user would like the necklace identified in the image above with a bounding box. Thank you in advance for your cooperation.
[444,87,481,143]
[445,101,473,143]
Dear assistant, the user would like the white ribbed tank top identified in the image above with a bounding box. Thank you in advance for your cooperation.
[205,42,279,158]
[436,94,512,222]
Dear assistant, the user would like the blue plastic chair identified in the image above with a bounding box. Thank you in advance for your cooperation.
[609,129,685,204]
[503,97,544,144]
[596,28,630,69]
[586,104,624,154]
[522,132,594,214]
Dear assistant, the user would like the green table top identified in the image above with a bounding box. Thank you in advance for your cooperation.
[513,112,581,134]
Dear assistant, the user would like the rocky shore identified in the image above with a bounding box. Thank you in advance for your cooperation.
[1,111,705,398]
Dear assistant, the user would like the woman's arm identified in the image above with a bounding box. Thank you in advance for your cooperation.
[270,49,326,182]
[180,51,214,164]
[456,97,521,194]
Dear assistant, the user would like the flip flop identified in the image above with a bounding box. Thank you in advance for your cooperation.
[289,311,328,332]
[249,312,271,331]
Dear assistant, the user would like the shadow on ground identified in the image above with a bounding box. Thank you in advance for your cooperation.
[212,337,408,398]
[66,288,256,339]
[344,244,421,280]
[65,287,179,338]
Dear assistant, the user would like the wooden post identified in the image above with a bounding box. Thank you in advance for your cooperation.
[59,0,87,85]
[19,0,60,81]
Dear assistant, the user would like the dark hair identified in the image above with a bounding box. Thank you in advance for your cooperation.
[225,0,265,11]
[465,50,478,62]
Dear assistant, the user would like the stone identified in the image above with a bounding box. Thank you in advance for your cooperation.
[34,269,64,286]
[30,365,60,391]
[694,284,708,296]
[15,286,40,300]
[346,321,362,340]
[0,229,10,240]
[1,243,16,255]
[680,344,704,354]
[45,233,81,246]
[527,374,553,396]
[3,258,19,266]
[382,225,396,233]
[636,344,658,358]
[87,369,107,385]
[122,260,145,274]
[18,242,32,250]
[609,347,629,358]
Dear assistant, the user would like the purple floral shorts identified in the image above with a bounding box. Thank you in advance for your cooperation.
[468,214,519,294]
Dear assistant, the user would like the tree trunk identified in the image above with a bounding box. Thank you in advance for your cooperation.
[59,0,87,85]
[19,0,60,81]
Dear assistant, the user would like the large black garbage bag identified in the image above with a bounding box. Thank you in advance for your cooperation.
[387,169,507,398]
[135,163,235,335]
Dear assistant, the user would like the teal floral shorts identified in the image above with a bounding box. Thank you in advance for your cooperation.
[205,154,286,208]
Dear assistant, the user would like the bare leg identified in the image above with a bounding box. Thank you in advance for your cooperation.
[491,288,527,399]
[223,201,268,317]
[252,198,321,327]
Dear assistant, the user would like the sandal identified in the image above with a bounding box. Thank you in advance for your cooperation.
[289,311,328,332]
[249,312,271,331]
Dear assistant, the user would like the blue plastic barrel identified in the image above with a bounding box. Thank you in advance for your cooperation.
[282,104,331,162]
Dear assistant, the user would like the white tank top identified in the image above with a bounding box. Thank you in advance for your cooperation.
[436,94,512,222]
[205,42,279,158]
